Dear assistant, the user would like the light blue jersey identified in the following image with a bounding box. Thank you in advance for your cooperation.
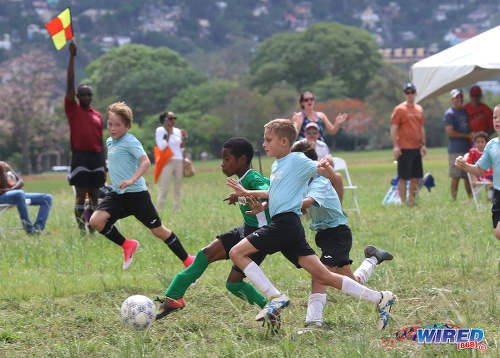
[306,175,347,231]
[106,133,148,194]
[476,137,500,190]
[269,152,318,217]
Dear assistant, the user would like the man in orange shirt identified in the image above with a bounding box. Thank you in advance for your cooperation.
[390,82,426,205]
[464,85,493,136]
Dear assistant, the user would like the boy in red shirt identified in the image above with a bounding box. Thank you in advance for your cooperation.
[467,132,493,184]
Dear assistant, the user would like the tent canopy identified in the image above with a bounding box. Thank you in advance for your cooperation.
[410,25,500,103]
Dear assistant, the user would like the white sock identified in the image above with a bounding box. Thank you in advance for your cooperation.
[243,261,281,298]
[353,256,377,285]
[341,276,382,305]
[305,293,327,324]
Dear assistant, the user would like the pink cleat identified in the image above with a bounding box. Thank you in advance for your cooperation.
[122,239,139,270]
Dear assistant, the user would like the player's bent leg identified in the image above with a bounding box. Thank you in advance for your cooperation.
[306,276,327,328]
[299,255,343,289]
[151,225,194,267]
[202,238,229,263]
[228,238,259,270]
[88,210,110,232]
[226,268,267,308]
[331,265,358,282]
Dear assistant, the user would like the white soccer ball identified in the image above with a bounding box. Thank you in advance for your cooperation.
[120,295,156,329]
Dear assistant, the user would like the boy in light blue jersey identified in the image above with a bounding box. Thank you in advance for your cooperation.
[227,119,395,332]
[89,102,194,270]
[456,104,500,240]
[291,141,394,328]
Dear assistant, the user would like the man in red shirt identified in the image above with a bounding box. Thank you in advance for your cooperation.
[65,41,105,234]
[464,85,493,136]
[390,82,426,205]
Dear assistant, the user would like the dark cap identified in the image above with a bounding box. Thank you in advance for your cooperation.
[403,82,416,92]
[469,85,482,96]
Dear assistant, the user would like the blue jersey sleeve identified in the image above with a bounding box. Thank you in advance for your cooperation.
[128,135,147,160]
[307,177,337,209]
[477,140,493,170]
[296,152,318,181]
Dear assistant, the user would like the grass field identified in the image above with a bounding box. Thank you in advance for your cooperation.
[0,147,498,357]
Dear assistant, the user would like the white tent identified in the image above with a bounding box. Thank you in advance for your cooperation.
[411,25,500,103]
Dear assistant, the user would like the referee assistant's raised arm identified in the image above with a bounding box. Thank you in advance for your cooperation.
[66,41,77,100]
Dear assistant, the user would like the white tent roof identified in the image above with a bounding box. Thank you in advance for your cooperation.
[411,25,500,103]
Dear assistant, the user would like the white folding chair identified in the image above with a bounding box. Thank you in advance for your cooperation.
[0,203,23,238]
[333,157,360,216]
[464,153,492,209]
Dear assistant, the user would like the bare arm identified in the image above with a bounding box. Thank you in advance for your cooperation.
[291,112,304,134]
[119,155,150,189]
[445,125,471,139]
[390,124,401,159]
[66,41,77,99]
[322,112,347,135]
[226,177,269,199]
[420,125,427,156]
[302,197,315,210]
[455,156,486,177]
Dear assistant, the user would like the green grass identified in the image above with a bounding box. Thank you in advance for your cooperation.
[0,148,499,357]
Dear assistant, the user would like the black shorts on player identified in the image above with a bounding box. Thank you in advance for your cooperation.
[315,225,353,267]
[246,212,316,268]
[69,150,106,187]
[96,191,162,229]
[218,223,267,273]
[492,189,500,228]
[397,148,423,180]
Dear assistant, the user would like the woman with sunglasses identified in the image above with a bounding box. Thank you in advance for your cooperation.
[292,91,347,141]
[65,41,106,234]
[156,112,187,213]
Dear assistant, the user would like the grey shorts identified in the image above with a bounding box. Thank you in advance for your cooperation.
[448,153,468,179]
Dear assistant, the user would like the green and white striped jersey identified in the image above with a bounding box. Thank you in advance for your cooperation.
[238,169,271,227]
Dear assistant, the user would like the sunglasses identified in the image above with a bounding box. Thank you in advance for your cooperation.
[404,91,415,95]
[168,117,177,120]
[306,130,319,135]
[303,97,315,102]
[78,93,92,97]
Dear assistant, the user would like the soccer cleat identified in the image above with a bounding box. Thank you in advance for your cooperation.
[264,312,281,336]
[255,294,290,322]
[122,239,139,270]
[155,296,185,320]
[364,245,393,265]
[377,291,395,330]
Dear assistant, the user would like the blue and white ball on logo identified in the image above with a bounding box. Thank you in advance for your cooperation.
[120,295,155,329]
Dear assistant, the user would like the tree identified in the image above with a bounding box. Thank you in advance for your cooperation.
[0,50,65,173]
[249,22,381,99]
[85,44,204,124]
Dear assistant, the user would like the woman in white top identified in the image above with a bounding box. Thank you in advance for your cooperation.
[155,111,186,213]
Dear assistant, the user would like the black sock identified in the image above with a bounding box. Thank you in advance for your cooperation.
[100,224,126,246]
[74,205,85,230]
[165,232,188,262]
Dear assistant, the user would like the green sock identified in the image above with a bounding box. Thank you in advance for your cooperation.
[226,281,267,308]
[165,249,209,299]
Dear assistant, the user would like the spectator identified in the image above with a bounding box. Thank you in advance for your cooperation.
[0,161,52,234]
[464,85,493,136]
[390,82,426,206]
[156,112,186,213]
[292,91,347,141]
[65,41,105,233]
[467,132,493,185]
[444,89,472,200]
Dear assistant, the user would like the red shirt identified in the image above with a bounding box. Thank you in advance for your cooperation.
[464,102,493,133]
[64,96,103,152]
[467,147,493,181]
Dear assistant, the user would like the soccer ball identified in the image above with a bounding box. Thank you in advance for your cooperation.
[120,295,156,329]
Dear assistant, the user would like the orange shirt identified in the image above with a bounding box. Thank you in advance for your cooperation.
[390,102,425,149]
[464,102,493,133]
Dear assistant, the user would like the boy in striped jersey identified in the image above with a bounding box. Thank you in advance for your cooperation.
[156,137,272,320]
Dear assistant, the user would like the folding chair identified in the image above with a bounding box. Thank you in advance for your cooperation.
[332,157,360,216]
[464,154,492,209]
[0,203,23,238]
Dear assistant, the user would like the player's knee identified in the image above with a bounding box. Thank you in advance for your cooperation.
[228,246,240,260]
[89,214,104,232]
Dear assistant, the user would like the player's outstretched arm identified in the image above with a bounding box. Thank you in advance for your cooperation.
[317,158,335,180]
[119,155,150,189]
[245,196,267,215]
[455,156,485,177]
[66,41,77,100]
[226,177,269,199]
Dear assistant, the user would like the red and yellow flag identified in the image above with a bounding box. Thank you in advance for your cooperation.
[45,8,73,50]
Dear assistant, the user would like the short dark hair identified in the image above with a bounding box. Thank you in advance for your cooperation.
[223,137,254,164]
[291,140,318,161]
[473,131,489,142]
[77,84,93,93]
[159,112,167,124]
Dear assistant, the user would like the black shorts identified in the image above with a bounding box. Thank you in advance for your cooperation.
[96,191,162,229]
[218,224,267,274]
[70,150,106,188]
[246,212,315,268]
[315,225,353,267]
[397,149,423,180]
[492,189,500,228]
